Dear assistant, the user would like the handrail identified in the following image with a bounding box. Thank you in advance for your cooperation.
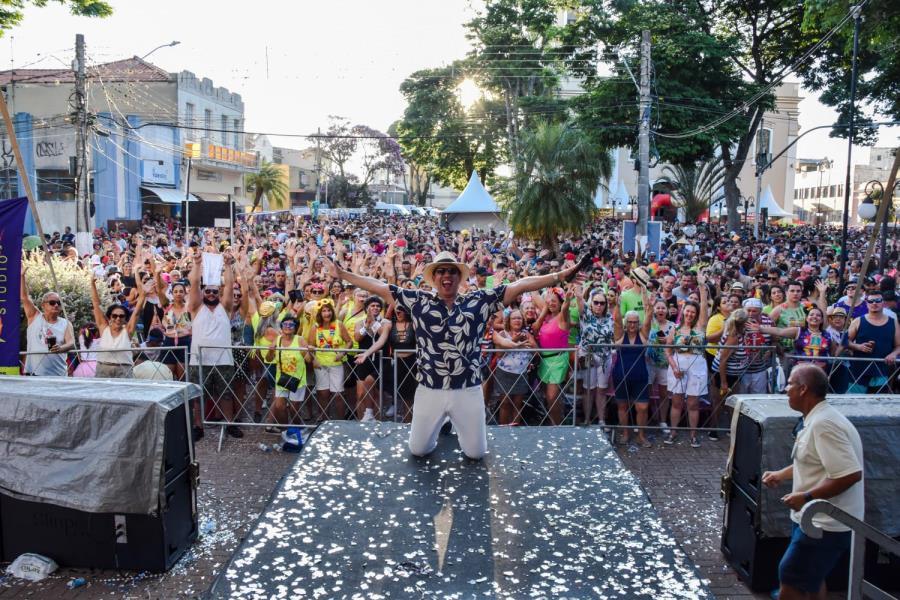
[800,500,900,600]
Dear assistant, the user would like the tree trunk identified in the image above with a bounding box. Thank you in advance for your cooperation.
[722,169,742,231]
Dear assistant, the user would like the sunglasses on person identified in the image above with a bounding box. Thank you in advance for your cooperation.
[433,267,460,277]
[866,297,883,304]
[45,299,61,306]
[203,288,220,296]
[592,300,607,306]
[110,312,127,320]
[281,321,298,329]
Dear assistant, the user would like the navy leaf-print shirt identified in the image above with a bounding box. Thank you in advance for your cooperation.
[390,284,508,390]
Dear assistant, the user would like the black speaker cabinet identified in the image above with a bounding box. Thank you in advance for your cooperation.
[721,483,789,593]
[163,400,191,484]
[730,412,766,501]
[0,468,197,572]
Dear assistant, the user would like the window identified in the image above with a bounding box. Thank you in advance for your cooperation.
[204,109,212,138]
[221,115,228,144]
[0,167,18,198]
[829,185,836,198]
[233,119,240,149]
[36,169,76,202]
[838,184,843,197]
[185,103,195,127]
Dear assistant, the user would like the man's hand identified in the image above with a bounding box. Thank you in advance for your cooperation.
[780,492,810,511]
[320,256,341,280]
[762,470,786,488]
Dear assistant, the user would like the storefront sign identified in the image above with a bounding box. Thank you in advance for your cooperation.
[141,160,174,186]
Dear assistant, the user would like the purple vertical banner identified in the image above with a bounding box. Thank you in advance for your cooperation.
[0,197,28,375]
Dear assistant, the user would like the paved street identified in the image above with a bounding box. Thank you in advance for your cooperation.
[1,427,770,599]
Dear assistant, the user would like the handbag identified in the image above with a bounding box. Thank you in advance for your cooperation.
[277,340,302,393]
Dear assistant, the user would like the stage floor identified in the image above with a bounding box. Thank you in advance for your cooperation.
[212,422,712,599]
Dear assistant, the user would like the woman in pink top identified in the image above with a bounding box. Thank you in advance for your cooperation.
[533,287,572,425]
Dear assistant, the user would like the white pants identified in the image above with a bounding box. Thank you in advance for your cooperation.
[409,385,487,459]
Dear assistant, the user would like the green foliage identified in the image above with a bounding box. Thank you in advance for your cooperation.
[326,174,372,209]
[245,160,288,213]
[571,1,753,167]
[0,0,112,35]
[660,158,725,223]
[799,0,900,141]
[465,0,575,187]
[22,252,112,330]
[395,61,504,192]
[507,121,611,249]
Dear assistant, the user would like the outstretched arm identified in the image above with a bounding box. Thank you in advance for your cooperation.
[503,262,580,306]
[322,256,392,306]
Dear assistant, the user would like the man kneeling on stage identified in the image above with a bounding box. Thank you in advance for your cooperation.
[762,364,864,600]
[323,251,580,459]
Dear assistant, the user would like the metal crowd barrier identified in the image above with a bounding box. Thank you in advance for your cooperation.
[789,354,898,395]
[19,346,188,382]
[583,343,780,439]
[192,344,898,450]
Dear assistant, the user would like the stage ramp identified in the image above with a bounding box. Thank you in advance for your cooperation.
[211,422,711,599]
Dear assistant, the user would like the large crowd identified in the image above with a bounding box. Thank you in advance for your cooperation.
[20,211,900,447]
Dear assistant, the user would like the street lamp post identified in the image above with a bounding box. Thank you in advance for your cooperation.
[141,40,180,60]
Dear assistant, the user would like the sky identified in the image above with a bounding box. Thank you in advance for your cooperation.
[3,0,897,174]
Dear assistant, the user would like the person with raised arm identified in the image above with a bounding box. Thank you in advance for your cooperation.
[321,251,581,459]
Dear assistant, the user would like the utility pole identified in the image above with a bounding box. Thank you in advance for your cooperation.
[314,127,322,204]
[838,4,862,294]
[636,30,651,245]
[73,33,91,256]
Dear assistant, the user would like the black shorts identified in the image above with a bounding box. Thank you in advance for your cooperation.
[160,335,190,366]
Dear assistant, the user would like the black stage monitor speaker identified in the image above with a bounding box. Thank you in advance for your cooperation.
[0,468,197,572]
[721,484,789,593]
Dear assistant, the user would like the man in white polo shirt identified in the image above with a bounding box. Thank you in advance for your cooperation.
[762,364,864,600]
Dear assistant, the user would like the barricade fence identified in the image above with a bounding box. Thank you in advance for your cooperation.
[19,346,188,382]
[192,344,899,437]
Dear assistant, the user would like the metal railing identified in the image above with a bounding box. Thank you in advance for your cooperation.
[19,346,188,382]
[801,500,900,600]
[184,344,898,449]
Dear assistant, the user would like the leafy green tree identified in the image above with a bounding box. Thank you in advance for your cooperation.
[660,158,725,223]
[507,121,611,252]
[798,0,900,142]
[0,0,111,34]
[465,0,572,192]
[567,0,828,230]
[395,61,504,192]
[245,160,288,213]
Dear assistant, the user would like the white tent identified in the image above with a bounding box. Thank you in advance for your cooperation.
[758,185,792,218]
[442,171,506,232]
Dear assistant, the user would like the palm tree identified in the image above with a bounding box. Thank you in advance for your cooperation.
[660,158,725,223]
[245,161,288,213]
[507,122,611,253]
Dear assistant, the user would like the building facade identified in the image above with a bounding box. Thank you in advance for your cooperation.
[0,57,256,235]
[791,147,897,226]
[599,83,803,221]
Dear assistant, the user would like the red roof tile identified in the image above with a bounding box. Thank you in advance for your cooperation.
[0,57,171,85]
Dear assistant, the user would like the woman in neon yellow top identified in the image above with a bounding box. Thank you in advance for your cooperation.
[263,316,310,428]
[307,298,351,421]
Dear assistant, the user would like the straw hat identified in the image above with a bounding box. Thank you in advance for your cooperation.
[423,251,471,288]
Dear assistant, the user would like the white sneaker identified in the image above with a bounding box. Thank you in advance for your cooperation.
[660,422,670,435]
[384,405,396,417]
[361,408,375,422]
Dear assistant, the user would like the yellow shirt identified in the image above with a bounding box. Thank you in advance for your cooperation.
[274,335,307,388]
[312,322,345,367]
[706,313,726,357]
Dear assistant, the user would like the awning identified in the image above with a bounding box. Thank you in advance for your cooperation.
[141,186,198,204]
[195,192,229,202]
